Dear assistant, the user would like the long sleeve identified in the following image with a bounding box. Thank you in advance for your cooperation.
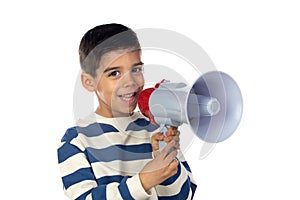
[154,151,197,199]
[58,114,196,199]
[58,140,152,200]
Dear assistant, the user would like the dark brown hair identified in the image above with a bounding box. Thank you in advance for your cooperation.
[79,23,140,77]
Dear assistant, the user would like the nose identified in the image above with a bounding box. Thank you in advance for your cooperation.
[122,71,138,88]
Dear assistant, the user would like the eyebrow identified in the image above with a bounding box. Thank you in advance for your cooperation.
[103,62,144,73]
[103,66,120,73]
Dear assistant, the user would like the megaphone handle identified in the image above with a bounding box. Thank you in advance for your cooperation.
[158,125,178,150]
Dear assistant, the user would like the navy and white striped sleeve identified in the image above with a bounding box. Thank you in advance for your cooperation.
[58,128,152,200]
[155,151,197,199]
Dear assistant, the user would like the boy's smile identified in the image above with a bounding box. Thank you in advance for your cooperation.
[117,91,139,105]
[95,49,144,117]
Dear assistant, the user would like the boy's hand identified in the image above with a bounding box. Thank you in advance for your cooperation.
[139,140,179,192]
[151,126,180,153]
[164,126,180,146]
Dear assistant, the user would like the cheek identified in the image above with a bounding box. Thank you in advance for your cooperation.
[97,80,115,100]
[104,86,116,100]
[135,75,145,88]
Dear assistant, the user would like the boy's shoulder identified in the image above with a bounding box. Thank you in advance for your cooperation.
[60,112,161,142]
[60,113,117,142]
[60,123,119,143]
[125,117,159,132]
[60,126,78,143]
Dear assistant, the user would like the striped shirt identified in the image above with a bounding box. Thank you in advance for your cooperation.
[58,112,197,199]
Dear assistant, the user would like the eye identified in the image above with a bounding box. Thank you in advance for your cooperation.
[108,70,121,77]
[132,66,143,74]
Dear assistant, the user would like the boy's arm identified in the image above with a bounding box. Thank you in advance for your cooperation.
[154,151,197,199]
[152,127,197,199]
[58,141,152,200]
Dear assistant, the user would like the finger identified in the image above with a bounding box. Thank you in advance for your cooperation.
[168,159,179,176]
[170,130,180,136]
[173,135,180,142]
[164,134,179,143]
[151,133,165,152]
[152,132,164,141]
[166,128,178,136]
[164,149,178,164]
[174,141,180,150]
[160,140,176,158]
[166,131,175,137]
[168,138,180,150]
[169,126,178,131]
[164,136,173,143]
[166,126,177,135]
[165,131,171,137]
[157,133,165,141]
[168,158,179,172]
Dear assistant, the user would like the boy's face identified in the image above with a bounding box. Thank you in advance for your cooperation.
[95,50,144,117]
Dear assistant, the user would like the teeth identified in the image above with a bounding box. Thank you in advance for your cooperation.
[120,92,136,102]
[122,93,134,98]
[122,97,132,101]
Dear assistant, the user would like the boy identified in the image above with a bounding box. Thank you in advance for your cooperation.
[58,23,197,199]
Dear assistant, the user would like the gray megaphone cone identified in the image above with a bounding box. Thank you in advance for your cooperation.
[148,71,243,143]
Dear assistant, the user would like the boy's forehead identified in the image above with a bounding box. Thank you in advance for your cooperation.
[98,49,141,72]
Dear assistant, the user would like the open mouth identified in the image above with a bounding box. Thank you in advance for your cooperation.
[118,91,138,104]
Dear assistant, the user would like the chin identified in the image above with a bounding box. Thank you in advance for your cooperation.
[126,104,138,114]
[112,105,137,117]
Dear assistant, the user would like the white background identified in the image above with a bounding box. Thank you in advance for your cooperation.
[1,0,300,199]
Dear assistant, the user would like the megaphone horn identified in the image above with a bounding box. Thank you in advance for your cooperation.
[138,71,243,143]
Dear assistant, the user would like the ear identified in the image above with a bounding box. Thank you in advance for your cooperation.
[81,72,97,92]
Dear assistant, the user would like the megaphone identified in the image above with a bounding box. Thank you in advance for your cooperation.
[138,71,243,143]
